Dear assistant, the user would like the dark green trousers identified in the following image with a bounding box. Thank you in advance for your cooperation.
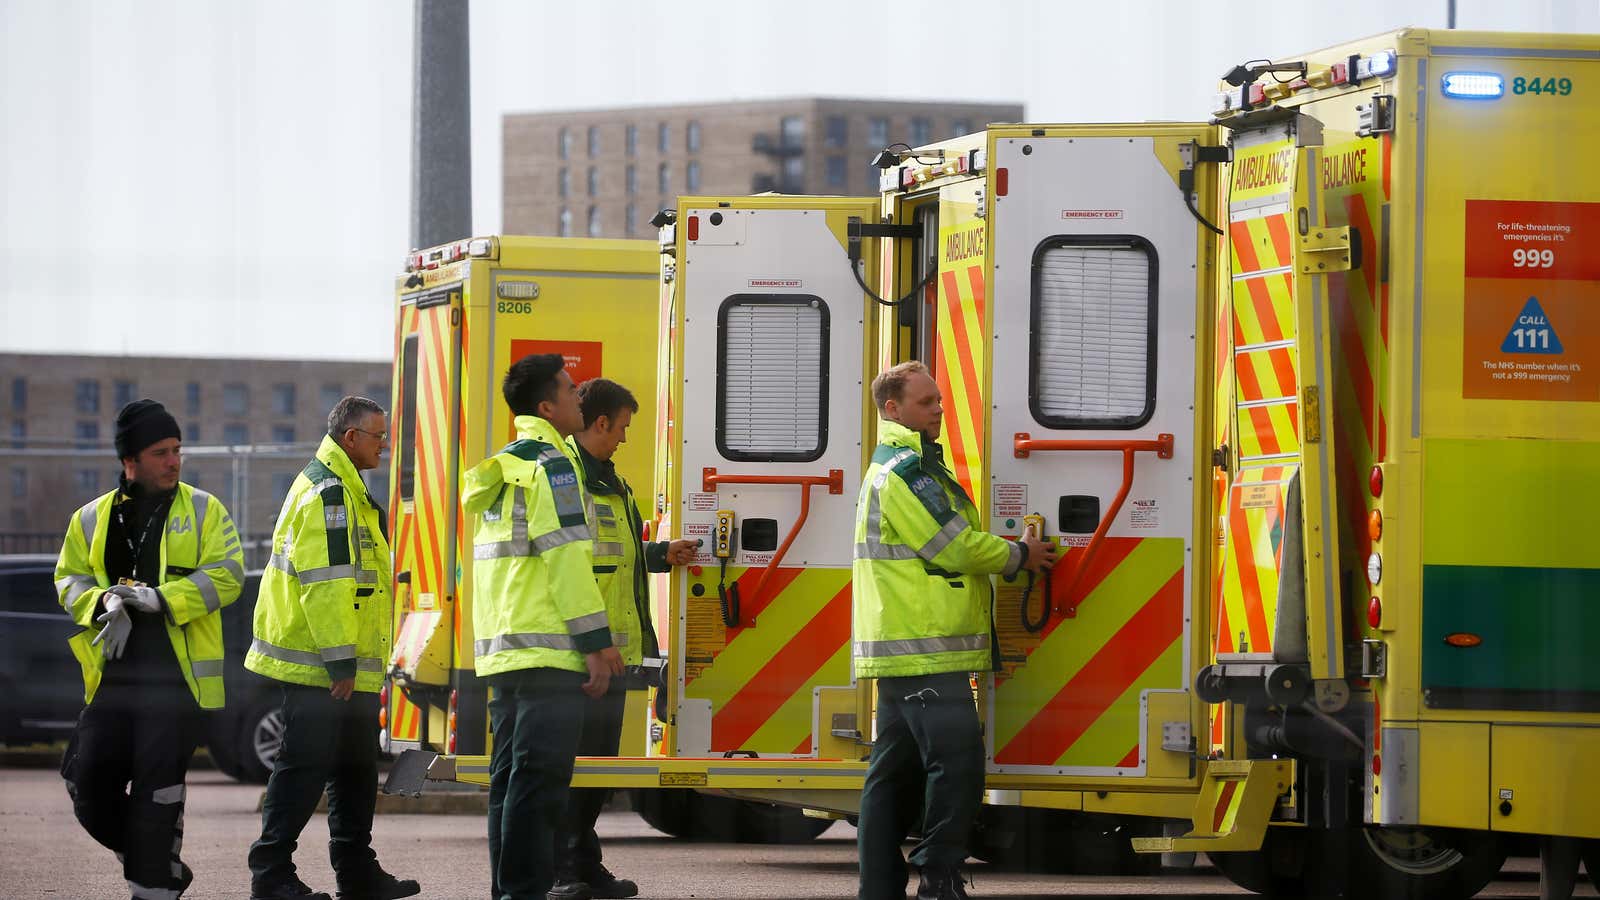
[486,667,586,900]
[857,671,985,900]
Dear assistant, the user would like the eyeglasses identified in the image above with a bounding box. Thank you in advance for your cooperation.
[349,428,388,441]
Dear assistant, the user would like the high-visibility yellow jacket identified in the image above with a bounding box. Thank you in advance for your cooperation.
[464,415,612,677]
[246,436,393,693]
[851,418,1023,679]
[572,440,668,667]
[56,483,244,708]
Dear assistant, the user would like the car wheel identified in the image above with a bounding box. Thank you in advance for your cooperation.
[235,698,285,783]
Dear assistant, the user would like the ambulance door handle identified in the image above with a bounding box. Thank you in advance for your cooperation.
[700,468,845,611]
[1010,433,1175,617]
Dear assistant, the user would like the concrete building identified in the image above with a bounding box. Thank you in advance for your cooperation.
[0,354,391,564]
[502,97,1024,239]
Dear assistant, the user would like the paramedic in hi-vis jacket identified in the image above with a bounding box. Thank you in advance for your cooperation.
[852,361,1056,900]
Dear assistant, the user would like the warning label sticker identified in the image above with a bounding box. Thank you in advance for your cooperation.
[683,522,715,565]
[992,484,1027,518]
[1463,200,1600,402]
[1129,498,1160,529]
[688,492,719,511]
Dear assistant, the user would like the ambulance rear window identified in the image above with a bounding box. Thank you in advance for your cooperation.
[716,296,830,462]
[1029,236,1157,430]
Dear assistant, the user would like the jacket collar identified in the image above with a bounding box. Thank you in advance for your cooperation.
[513,415,576,460]
[315,434,367,496]
[877,418,947,466]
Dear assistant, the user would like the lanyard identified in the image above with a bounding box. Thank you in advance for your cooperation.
[115,496,165,583]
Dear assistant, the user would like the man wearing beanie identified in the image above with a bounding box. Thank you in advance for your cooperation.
[55,399,245,899]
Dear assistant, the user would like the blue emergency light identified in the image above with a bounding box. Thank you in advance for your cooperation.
[1442,71,1505,99]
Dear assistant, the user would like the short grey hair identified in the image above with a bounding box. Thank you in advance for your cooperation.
[327,396,386,438]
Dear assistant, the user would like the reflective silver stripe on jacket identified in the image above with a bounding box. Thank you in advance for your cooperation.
[321,644,357,661]
[475,486,532,560]
[474,631,577,657]
[190,659,225,678]
[78,501,99,545]
[56,574,99,604]
[298,564,355,584]
[190,488,212,535]
[916,517,969,562]
[511,485,529,544]
[267,553,297,576]
[592,541,625,559]
[185,558,243,612]
[532,524,590,555]
[566,611,609,634]
[251,638,381,673]
[853,633,989,658]
[856,453,920,562]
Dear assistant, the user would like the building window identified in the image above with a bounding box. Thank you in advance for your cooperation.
[185,382,200,415]
[625,165,637,195]
[187,423,200,443]
[952,118,973,136]
[687,120,701,153]
[686,160,701,192]
[780,115,805,149]
[910,117,931,146]
[658,163,670,195]
[782,156,805,191]
[825,116,848,148]
[320,384,343,412]
[114,380,136,409]
[77,469,98,494]
[626,124,637,157]
[558,168,569,198]
[10,467,25,500]
[75,379,99,414]
[271,425,295,444]
[223,383,248,416]
[1030,238,1157,429]
[9,378,22,412]
[272,473,295,501]
[558,127,571,160]
[587,166,598,197]
[826,155,847,188]
[658,122,670,153]
[587,125,600,157]
[222,423,249,445]
[716,296,830,462]
[8,421,22,450]
[868,117,889,148]
[272,383,296,416]
[75,421,99,450]
[558,207,572,237]
[587,206,601,238]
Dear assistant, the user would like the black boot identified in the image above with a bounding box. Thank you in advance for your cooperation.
[581,862,637,899]
[916,867,971,900]
[335,867,419,900]
[251,876,331,900]
[547,871,593,900]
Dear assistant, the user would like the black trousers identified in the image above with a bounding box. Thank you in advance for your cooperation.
[62,679,203,897]
[247,684,381,892]
[857,671,986,900]
[486,667,586,900]
[555,685,627,876]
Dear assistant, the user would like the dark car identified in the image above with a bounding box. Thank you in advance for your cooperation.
[0,555,284,782]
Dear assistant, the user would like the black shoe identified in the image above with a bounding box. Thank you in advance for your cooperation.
[251,878,331,900]
[916,867,971,900]
[582,863,637,900]
[335,868,419,900]
[174,862,194,897]
[547,877,593,900]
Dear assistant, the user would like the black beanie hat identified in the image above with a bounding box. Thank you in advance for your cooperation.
[115,399,182,459]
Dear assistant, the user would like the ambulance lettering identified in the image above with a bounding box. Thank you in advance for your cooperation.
[943,227,985,264]
[1233,148,1295,193]
[1320,147,1369,191]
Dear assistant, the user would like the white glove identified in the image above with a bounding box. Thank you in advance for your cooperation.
[107,583,164,615]
[92,594,133,660]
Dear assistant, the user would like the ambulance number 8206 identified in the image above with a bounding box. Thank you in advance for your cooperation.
[1512,76,1573,96]
[497,300,534,314]
[1512,248,1556,269]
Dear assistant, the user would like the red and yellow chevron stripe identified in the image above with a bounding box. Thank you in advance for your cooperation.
[935,259,988,502]
[683,566,853,756]
[1217,466,1296,658]
[991,537,1186,769]
[1230,212,1301,464]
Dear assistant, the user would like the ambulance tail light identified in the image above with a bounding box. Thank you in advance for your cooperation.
[378,683,389,730]
[686,215,700,242]
[1445,632,1484,648]
[995,168,1008,197]
[1247,83,1267,108]
[1368,595,1382,629]
[447,689,459,755]
[1442,72,1504,99]
[1368,510,1383,542]
[1369,466,1383,498]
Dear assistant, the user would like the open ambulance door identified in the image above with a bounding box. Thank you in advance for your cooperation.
[982,125,1217,786]
[387,283,465,753]
[664,197,878,764]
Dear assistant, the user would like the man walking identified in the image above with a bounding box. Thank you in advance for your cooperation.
[549,378,697,900]
[56,398,244,899]
[463,354,623,900]
[245,396,418,900]
[852,361,1056,900]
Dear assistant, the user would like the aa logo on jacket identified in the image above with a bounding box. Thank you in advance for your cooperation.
[168,516,193,535]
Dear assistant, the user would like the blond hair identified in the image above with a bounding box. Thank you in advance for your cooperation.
[871,360,930,412]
